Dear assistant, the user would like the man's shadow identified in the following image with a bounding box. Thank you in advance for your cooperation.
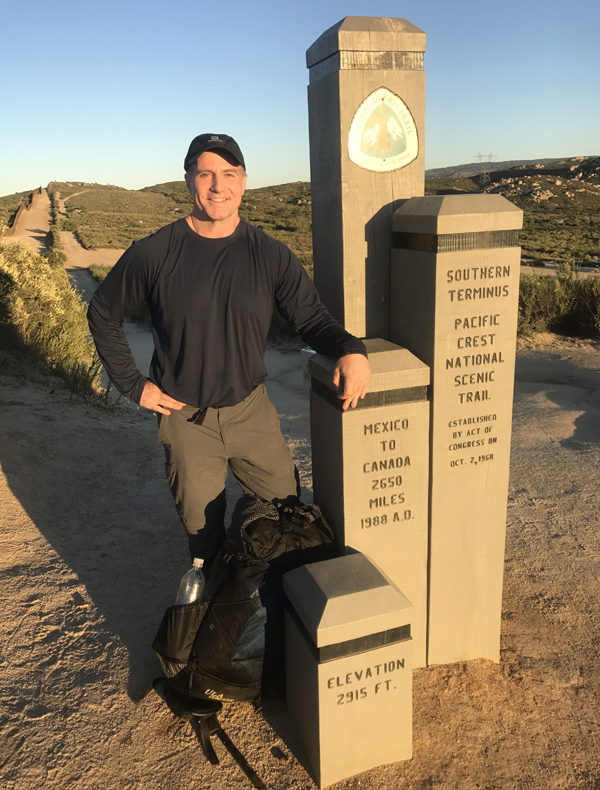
[0,395,189,699]
[1,382,270,700]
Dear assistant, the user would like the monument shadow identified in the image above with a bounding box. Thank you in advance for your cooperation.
[365,200,408,340]
[514,350,600,447]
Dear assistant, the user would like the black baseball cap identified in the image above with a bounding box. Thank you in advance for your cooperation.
[184,134,246,171]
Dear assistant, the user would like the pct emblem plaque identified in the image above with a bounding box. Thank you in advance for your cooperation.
[348,87,418,172]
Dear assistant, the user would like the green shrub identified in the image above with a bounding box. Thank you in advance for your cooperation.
[0,242,105,400]
[518,267,600,337]
[518,272,572,334]
[88,264,113,282]
[44,226,67,267]
[571,277,600,335]
[56,217,78,232]
[45,248,67,267]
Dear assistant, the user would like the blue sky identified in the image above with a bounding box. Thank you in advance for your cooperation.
[1,0,598,195]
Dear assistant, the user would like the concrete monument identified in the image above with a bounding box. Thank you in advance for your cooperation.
[307,16,426,339]
[284,552,413,788]
[389,195,523,664]
[297,16,523,785]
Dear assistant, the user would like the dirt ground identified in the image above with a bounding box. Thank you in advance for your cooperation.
[60,229,124,270]
[0,330,599,790]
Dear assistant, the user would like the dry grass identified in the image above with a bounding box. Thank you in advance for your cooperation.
[0,242,106,400]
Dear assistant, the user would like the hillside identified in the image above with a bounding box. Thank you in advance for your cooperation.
[2,163,600,789]
[49,182,186,250]
[424,157,569,179]
[425,156,600,263]
[2,156,598,265]
[46,180,313,268]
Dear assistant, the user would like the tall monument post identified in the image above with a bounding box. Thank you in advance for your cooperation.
[389,195,523,665]
[307,16,426,339]
[305,16,430,670]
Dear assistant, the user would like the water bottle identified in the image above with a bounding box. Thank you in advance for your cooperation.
[175,558,205,605]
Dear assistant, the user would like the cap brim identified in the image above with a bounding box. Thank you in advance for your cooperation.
[185,145,244,171]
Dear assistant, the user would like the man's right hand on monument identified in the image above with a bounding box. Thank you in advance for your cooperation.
[140,381,186,415]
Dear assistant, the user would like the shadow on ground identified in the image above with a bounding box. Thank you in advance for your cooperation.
[0,385,186,698]
[515,347,600,446]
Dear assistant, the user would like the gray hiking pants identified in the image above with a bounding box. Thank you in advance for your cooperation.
[157,384,298,560]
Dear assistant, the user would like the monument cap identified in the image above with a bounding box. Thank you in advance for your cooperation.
[184,134,246,171]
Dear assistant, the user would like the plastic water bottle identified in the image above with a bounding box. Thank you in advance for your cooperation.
[175,558,205,605]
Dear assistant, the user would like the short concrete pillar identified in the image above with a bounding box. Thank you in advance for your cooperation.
[389,194,523,665]
[309,338,429,667]
[284,552,413,788]
[307,16,426,339]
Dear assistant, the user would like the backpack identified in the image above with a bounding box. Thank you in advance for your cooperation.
[152,496,336,705]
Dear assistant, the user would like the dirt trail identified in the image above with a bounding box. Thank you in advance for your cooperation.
[521,263,600,278]
[61,244,146,390]
[1,189,51,254]
[61,231,125,271]
[62,190,90,204]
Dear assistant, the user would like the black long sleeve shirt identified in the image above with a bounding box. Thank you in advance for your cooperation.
[87,218,367,408]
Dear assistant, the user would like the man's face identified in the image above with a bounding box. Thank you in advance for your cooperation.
[185,150,247,224]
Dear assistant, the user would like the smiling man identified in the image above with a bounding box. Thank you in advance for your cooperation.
[88,134,370,562]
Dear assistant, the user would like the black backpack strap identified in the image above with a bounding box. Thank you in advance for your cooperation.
[155,677,266,788]
[190,713,266,789]
[215,722,267,789]
[190,716,219,765]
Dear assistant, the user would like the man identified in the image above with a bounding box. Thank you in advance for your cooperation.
[88,134,370,562]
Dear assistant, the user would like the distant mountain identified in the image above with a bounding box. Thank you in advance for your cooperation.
[425,158,573,179]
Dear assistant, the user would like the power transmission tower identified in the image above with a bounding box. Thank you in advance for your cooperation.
[474,152,497,186]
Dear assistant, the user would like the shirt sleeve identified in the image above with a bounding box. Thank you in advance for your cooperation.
[87,243,151,403]
[273,245,368,359]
